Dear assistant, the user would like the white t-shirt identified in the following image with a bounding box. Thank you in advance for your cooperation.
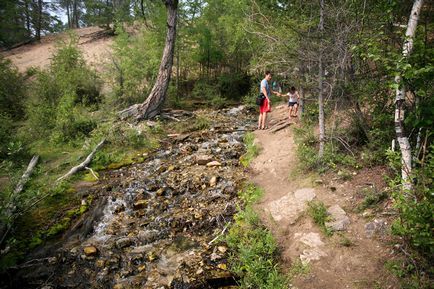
[287,92,297,102]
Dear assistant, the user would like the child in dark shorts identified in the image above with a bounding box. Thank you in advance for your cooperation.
[285,86,300,120]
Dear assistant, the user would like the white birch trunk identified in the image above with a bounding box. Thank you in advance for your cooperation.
[318,0,325,158]
[394,0,423,188]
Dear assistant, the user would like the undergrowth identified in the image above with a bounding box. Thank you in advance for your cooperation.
[226,184,289,288]
[240,132,259,167]
[307,200,333,236]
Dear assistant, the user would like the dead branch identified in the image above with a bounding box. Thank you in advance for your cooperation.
[13,155,39,195]
[56,139,105,182]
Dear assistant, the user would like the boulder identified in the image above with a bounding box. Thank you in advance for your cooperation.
[325,205,350,231]
[365,219,387,238]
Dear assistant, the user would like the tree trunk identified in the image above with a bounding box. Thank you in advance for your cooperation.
[394,0,423,188]
[119,0,179,121]
[318,0,325,158]
[72,0,78,28]
[35,0,43,41]
[66,1,71,28]
[25,0,31,37]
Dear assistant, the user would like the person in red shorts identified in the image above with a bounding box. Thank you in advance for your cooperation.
[258,71,280,130]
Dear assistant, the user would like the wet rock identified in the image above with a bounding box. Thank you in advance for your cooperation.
[209,176,218,187]
[227,105,245,116]
[325,205,350,231]
[206,161,221,167]
[116,237,133,249]
[131,245,153,255]
[217,246,227,253]
[83,246,98,256]
[365,219,387,238]
[137,229,159,244]
[196,155,214,165]
[133,199,148,210]
[95,259,105,268]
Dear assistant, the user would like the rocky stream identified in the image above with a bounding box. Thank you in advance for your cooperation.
[3,106,255,289]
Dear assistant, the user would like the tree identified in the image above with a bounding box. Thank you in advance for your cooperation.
[119,0,179,120]
[318,0,325,158]
[394,0,424,188]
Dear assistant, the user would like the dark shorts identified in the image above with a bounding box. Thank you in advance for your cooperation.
[288,101,298,107]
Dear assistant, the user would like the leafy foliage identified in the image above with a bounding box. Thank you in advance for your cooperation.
[24,34,101,144]
[226,184,288,289]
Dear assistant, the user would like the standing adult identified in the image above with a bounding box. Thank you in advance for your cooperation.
[286,86,300,120]
[258,71,280,130]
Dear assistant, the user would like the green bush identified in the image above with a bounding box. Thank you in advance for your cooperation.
[110,26,163,106]
[0,56,26,119]
[24,34,101,144]
[390,145,434,258]
[192,79,219,100]
[218,72,251,100]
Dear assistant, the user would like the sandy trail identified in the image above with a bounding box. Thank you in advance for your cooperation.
[250,104,398,289]
[2,27,113,73]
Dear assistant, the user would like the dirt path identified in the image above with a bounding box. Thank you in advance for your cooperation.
[250,105,399,289]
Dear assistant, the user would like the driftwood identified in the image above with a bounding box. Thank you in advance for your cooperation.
[14,155,39,195]
[0,155,39,246]
[56,139,105,182]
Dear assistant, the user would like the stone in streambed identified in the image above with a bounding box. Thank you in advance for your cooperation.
[196,155,214,165]
[209,176,218,187]
[133,199,148,210]
[116,237,133,249]
[206,161,221,167]
[83,246,98,256]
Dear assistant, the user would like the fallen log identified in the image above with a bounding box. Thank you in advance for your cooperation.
[270,122,291,133]
[14,155,39,195]
[0,155,39,246]
[56,139,105,182]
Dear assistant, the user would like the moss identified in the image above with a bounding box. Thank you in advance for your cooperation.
[46,217,71,237]
[82,171,99,182]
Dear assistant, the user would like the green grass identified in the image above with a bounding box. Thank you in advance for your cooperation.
[240,132,259,167]
[287,259,310,279]
[226,184,288,289]
[357,189,388,212]
[307,200,333,236]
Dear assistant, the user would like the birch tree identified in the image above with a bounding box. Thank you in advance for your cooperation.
[394,0,424,188]
[318,0,325,158]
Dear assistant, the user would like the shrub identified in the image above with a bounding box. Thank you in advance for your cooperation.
[0,56,26,119]
[390,144,434,258]
[110,26,162,106]
[218,72,251,100]
[24,34,101,144]
[307,200,333,236]
[225,184,287,288]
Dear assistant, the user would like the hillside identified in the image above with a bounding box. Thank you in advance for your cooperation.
[2,27,113,73]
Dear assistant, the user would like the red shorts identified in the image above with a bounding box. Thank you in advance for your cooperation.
[260,98,271,113]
